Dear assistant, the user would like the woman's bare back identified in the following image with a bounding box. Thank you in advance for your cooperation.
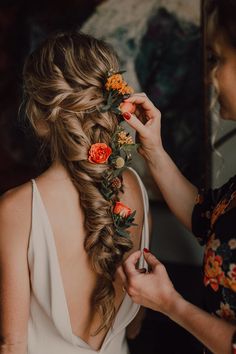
[0,162,145,352]
[30,162,143,350]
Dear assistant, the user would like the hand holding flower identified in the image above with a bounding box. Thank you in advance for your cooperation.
[119,101,136,115]
[122,93,163,165]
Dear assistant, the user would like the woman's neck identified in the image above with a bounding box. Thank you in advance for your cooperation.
[44,160,70,181]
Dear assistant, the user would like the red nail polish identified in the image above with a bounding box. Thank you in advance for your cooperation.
[143,248,150,253]
[122,112,131,120]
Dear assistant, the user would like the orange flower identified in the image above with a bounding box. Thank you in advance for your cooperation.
[203,249,224,291]
[113,201,132,218]
[119,102,136,114]
[88,143,112,164]
[105,73,134,95]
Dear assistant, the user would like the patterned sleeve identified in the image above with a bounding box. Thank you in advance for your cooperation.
[191,176,236,245]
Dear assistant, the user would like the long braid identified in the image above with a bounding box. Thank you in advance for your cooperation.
[23,31,133,333]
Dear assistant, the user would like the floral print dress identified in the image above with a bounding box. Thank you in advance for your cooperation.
[192,175,236,353]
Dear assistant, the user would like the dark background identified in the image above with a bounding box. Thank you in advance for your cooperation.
[0,0,103,193]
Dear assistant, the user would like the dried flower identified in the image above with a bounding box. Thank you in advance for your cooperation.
[111,177,122,190]
[117,130,133,146]
[115,156,125,169]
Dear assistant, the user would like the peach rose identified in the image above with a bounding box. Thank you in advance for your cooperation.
[119,102,136,114]
[113,201,132,218]
[88,143,112,164]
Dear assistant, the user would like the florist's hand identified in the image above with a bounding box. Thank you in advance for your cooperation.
[121,93,162,164]
[118,249,182,316]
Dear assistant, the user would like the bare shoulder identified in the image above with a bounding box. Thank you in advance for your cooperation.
[121,168,144,208]
[0,183,32,344]
[0,181,32,246]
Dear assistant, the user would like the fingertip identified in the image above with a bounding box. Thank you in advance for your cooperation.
[126,250,142,264]
[130,250,142,260]
[143,250,160,267]
[122,112,132,120]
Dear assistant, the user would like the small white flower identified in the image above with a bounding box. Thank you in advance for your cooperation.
[228,239,236,250]
[216,302,235,319]
[211,238,220,251]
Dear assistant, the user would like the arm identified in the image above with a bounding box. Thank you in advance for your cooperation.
[120,250,235,354]
[147,148,198,231]
[0,185,31,354]
[168,294,235,354]
[122,94,198,231]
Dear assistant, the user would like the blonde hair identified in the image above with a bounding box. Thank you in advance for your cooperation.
[23,31,133,334]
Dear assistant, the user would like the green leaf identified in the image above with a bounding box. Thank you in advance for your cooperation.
[107,91,113,105]
[100,104,111,112]
[129,210,137,219]
[117,70,126,75]
[112,107,122,115]
[116,229,130,238]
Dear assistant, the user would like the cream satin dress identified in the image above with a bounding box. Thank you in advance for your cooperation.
[27,168,149,354]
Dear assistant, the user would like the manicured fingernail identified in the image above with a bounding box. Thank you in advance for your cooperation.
[139,268,147,273]
[122,112,131,120]
[143,248,150,253]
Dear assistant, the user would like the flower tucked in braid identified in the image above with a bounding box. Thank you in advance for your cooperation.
[23,31,137,334]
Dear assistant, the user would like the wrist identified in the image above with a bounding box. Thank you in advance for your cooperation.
[166,292,189,322]
[162,289,185,318]
[147,146,167,169]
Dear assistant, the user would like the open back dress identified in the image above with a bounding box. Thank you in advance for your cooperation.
[27,168,149,354]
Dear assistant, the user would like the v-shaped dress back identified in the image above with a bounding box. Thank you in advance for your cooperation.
[27,168,150,354]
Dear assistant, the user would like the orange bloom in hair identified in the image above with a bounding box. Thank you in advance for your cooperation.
[113,201,132,218]
[88,143,112,164]
[105,74,134,95]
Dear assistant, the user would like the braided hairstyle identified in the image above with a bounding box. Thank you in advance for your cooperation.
[23,31,133,334]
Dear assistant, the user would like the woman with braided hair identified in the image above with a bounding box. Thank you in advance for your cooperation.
[0,32,150,354]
